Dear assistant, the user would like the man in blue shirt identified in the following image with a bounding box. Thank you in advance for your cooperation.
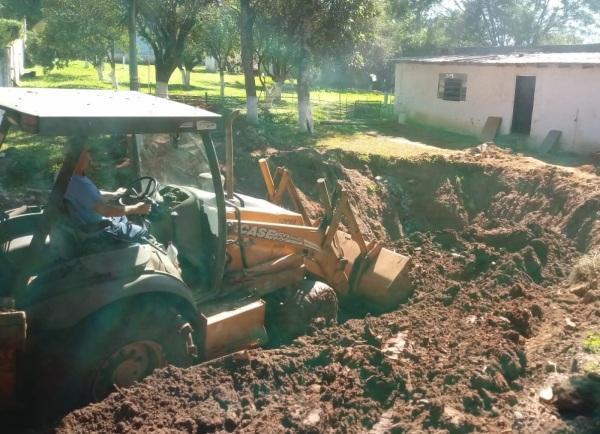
[65,147,151,240]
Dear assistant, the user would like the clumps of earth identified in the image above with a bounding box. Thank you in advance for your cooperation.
[55,146,600,433]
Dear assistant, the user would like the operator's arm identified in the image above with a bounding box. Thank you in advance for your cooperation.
[93,201,150,217]
[100,188,127,201]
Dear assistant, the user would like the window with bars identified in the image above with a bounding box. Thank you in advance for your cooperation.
[438,73,467,101]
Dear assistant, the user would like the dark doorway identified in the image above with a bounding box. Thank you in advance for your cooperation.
[511,76,536,134]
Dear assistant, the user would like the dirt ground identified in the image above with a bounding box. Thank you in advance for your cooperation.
[44,143,600,433]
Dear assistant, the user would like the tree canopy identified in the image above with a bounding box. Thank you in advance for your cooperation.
[255,0,379,131]
[0,18,21,46]
[0,0,43,26]
[179,24,205,88]
[435,0,600,47]
[197,1,239,97]
[254,13,298,102]
[137,0,209,96]
[31,0,125,87]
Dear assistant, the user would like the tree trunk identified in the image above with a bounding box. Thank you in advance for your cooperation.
[247,96,258,122]
[271,80,283,103]
[179,66,188,89]
[219,69,225,99]
[185,69,191,88]
[155,61,175,98]
[296,16,314,133]
[128,0,139,91]
[156,81,168,98]
[266,81,283,106]
[110,43,119,90]
[240,0,258,124]
[297,79,313,133]
[264,89,273,107]
[110,63,118,89]
[96,63,105,82]
[297,30,313,133]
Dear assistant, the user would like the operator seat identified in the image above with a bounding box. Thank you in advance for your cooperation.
[0,207,45,261]
[48,213,81,261]
[0,202,108,294]
[0,201,103,267]
[0,206,47,294]
[56,199,130,257]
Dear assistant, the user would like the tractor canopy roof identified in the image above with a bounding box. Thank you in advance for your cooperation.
[0,88,221,136]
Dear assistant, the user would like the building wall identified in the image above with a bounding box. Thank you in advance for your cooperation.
[115,37,156,63]
[204,56,217,73]
[0,39,25,87]
[0,49,9,87]
[394,62,600,153]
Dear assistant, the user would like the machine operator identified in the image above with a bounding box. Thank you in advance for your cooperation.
[65,146,151,240]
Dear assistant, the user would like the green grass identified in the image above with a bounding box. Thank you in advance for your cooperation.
[316,131,451,158]
[21,60,387,104]
[582,331,600,376]
[0,132,65,190]
[583,361,600,374]
[314,120,479,158]
[583,332,600,354]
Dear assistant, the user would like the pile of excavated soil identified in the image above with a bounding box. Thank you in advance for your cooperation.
[58,146,600,433]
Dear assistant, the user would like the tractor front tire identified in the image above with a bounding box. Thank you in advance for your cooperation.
[266,279,338,344]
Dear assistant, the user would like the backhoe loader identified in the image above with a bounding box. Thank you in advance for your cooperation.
[0,88,412,413]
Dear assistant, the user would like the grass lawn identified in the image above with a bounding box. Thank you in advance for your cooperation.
[0,131,65,190]
[318,132,457,158]
[314,120,480,158]
[21,61,388,105]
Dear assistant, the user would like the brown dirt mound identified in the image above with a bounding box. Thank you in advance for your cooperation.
[58,146,600,433]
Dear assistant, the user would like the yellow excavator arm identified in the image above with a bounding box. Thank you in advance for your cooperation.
[224,159,413,310]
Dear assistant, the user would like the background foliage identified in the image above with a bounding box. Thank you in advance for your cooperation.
[0,17,20,46]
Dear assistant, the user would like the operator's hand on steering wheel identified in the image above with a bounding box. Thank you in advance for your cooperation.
[119,176,158,206]
[115,187,128,197]
[131,202,152,215]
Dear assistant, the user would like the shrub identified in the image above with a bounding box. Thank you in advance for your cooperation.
[583,332,600,354]
[569,249,600,283]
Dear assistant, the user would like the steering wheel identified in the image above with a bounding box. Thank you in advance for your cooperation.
[119,176,158,206]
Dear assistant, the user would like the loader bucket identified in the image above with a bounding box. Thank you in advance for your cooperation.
[336,232,413,310]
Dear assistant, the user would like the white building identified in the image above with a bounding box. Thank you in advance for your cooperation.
[0,38,25,87]
[394,52,600,154]
[116,37,155,63]
[204,56,217,73]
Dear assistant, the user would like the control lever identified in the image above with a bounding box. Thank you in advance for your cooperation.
[170,211,179,242]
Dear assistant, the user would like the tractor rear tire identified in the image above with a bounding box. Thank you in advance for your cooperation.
[29,298,194,417]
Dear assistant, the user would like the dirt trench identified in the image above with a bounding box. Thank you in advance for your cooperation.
[57,146,600,433]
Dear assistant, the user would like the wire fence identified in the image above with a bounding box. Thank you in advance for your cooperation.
[169,91,396,125]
